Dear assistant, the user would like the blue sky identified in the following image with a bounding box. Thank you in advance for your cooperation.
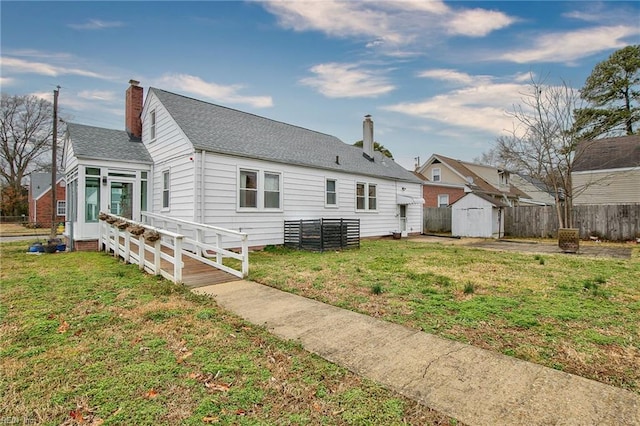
[2,1,639,170]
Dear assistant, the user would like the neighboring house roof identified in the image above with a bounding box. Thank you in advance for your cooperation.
[66,123,153,164]
[428,154,513,197]
[150,88,420,183]
[30,172,64,200]
[573,135,640,172]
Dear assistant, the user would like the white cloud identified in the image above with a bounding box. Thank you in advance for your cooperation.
[155,74,273,108]
[78,90,117,102]
[263,1,516,55]
[499,25,639,64]
[417,69,477,85]
[447,8,517,37]
[0,77,15,87]
[300,63,395,98]
[68,19,124,30]
[1,56,109,79]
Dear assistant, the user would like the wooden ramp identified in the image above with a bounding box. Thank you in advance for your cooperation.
[125,237,241,288]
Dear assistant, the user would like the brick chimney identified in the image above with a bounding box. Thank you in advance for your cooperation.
[362,114,374,161]
[125,79,143,140]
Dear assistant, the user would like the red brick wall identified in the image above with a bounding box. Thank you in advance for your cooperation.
[32,182,66,226]
[72,239,99,251]
[423,185,465,207]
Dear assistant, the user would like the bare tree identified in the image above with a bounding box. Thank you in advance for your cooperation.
[0,94,54,216]
[497,77,584,228]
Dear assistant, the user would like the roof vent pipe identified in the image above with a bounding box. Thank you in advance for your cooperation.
[363,115,374,161]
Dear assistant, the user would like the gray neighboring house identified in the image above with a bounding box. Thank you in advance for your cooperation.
[572,135,640,205]
[63,81,423,249]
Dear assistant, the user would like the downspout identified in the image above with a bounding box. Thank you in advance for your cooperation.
[200,150,206,223]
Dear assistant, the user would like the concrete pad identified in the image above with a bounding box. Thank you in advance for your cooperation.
[195,281,640,426]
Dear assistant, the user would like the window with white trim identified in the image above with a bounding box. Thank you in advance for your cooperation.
[438,194,449,207]
[150,110,157,140]
[162,170,170,209]
[57,200,66,216]
[326,179,337,207]
[238,169,282,210]
[264,172,280,209]
[356,182,377,211]
[432,167,441,182]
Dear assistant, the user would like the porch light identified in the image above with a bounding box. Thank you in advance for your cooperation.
[102,176,107,186]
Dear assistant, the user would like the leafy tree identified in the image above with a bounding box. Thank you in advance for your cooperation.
[574,45,640,139]
[0,94,54,216]
[353,140,394,159]
[0,184,28,217]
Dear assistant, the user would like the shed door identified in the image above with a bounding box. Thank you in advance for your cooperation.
[399,205,407,233]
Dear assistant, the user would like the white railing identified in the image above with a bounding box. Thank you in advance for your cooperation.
[141,212,249,279]
[99,213,184,283]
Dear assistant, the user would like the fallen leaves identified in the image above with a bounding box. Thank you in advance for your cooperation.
[144,388,159,399]
[57,318,70,333]
[186,371,231,393]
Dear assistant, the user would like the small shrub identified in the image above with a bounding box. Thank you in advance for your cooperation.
[463,281,475,294]
[371,284,383,295]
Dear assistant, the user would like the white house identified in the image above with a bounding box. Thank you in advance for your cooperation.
[451,192,508,238]
[63,81,423,249]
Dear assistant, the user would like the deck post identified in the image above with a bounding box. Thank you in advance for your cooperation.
[138,236,145,271]
[153,239,161,275]
[195,228,203,257]
[241,236,249,278]
[216,233,222,265]
[123,231,131,263]
[113,227,119,258]
[174,236,183,283]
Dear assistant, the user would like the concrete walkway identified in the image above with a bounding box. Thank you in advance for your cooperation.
[195,280,640,426]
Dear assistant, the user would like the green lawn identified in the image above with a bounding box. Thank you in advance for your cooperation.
[248,239,640,393]
[0,241,457,425]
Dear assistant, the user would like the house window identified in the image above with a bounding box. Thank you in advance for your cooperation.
[150,110,156,140]
[264,172,280,209]
[238,169,282,210]
[356,183,366,210]
[356,182,377,211]
[438,194,449,207]
[85,176,100,222]
[432,168,441,182]
[162,170,170,209]
[326,179,337,206]
[368,184,377,210]
[239,170,258,208]
[57,200,66,216]
[140,171,148,213]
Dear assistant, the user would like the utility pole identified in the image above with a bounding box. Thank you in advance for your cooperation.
[50,86,60,240]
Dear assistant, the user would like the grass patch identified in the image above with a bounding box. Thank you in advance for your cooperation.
[249,239,640,393]
[0,241,457,425]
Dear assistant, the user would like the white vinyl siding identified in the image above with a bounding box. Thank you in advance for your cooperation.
[197,153,423,248]
[572,169,640,205]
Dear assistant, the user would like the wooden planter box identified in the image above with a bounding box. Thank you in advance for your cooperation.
[558,228,579,253]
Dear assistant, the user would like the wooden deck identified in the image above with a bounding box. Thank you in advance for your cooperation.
[124,237,241,288]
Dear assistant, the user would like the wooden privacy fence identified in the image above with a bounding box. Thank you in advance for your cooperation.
[423,207,451,233]
[424,204,639,241]
[284,219,360,251]
[505,204,640,241]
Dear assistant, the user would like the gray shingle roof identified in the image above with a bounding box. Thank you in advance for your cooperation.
[66,123,152,164]
[30,172,64,199]
[573,135,640,172]
[150,88,420,183]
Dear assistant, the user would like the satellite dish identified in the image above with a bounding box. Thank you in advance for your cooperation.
[465,176,474,184]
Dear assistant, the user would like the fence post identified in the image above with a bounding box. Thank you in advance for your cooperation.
[124,231,131,263]
[154,239,161,276]
[196,228,203,257]
[139,236,145,271]
[216,233,222,265]
[174,236,183,283]
[241,236,249,278]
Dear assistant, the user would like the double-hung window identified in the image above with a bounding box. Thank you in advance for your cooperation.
[432,168,441,182]
[162,170,170,209]
[57,200,66,217]
[438,194,449,207]
[326,179,337,207]
[238,169,281,210]
[150,110,157,140]
[356,182,377,211]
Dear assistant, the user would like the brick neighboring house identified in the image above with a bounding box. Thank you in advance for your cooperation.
[28,172,66,227]
[415,154,527,207]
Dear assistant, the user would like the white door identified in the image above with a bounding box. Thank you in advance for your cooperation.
[399,205,407,236]
[109,180,134,219]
